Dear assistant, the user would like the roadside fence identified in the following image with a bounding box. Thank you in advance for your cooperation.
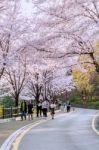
[0,106,21,119]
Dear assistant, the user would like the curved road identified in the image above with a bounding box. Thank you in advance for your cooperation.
[18,108,99,150]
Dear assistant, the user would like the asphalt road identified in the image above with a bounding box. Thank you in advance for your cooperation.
[18,108,99,150]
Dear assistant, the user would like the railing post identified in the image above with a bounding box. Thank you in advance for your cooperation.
[10,107,12,118]
[2,106,4,119]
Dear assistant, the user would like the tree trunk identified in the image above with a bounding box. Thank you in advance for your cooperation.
[15,97,19,107]
[35,94,40,117]
[15,95,19,115]
[36,94,39,104]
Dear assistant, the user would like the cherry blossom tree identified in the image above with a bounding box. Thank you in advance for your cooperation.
[5,57,28,107]
[28,72,43,103]
[32,0,99,74]
[1,0,99,102]
[41,69,53,100]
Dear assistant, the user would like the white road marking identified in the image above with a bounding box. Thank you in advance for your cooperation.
[12,119,49,150]
[0,120,45,150]
[0,110,61,150]
[92,113,99,135]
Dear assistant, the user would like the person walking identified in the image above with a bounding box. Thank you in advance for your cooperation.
[37,101,42,117]
[63,103,67,113]
[50,101,56,119]
[28,101,33,120]
[39,100,42,117]
[67,100,71,112]
[42,99,49,118]
[20,100,27,120]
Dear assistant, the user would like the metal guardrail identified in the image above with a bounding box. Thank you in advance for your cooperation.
[0,105,59,119]
[0,107,21,119]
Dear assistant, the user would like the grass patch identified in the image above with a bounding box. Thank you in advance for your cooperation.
[71,99,99,109]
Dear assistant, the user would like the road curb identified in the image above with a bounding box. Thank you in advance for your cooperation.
[12,119,50,150]
[92,113,99,135]
[0,110,61,150]
[0,120,45,150]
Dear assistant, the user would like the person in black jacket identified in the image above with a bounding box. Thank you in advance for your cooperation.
[20,100,27,120]
[67,101,71,112]
[37,101,42,117]
[28,101,33,120]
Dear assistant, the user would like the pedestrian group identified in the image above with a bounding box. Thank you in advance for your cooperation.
[20,99,56,121]
[20,99,71,121]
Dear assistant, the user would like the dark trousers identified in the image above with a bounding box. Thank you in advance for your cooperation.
[37,107,39,117]
[37,107,42,117]
[21,111,26,120]
[43,108,47,117]
[40,108,42,117]
[67,106,70,112]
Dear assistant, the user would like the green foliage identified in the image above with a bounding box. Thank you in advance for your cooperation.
[0,96,15,108]
[89,72,99,96]
[71,97,99,109]
[66,89,99,109]
[73,68,94,95]
[86,100,99,109]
